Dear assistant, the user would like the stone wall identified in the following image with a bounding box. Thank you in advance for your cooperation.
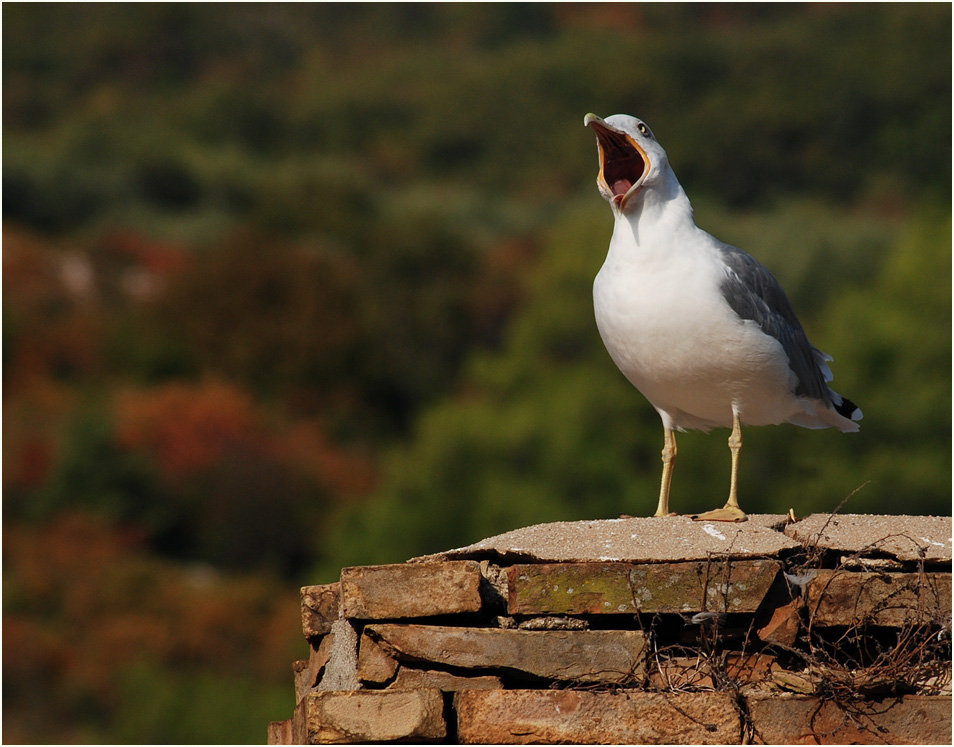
[268,514,951,745]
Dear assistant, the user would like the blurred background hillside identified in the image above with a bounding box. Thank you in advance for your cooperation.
[3,4,951,743]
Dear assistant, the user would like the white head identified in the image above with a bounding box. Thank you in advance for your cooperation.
[584,113,675,215]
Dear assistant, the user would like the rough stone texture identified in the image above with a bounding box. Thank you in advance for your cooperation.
[341,561,482,620]
[649,653,778,689]
[756,597,803,646]
[508,560,780,615]
[267,718,293,745]
[388,667,502,692]
[919,664,952,696]
[294,660,311,699]
[517,615,588,630]
[301,583,341,639]
[295,635,338,702]
[805,570,952,627]
[356,631,399,684]
[771,670,815,694]
[295,689,446,744]
[366,624,645,683]
[748,693,953,745]
[455,689,741,744]
[785,514,952,562]
[417,515,800,563]
[315,619,360,692]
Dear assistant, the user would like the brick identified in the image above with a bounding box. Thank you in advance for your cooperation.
[388,667,502,692]
[267,718,293,745]
[356,631,398,684]
[650,653,777,689]
[508,560,780,615]
[748,693,952,744]
[366,623,645,683]
[456,689,740,744]
[341,561,482,620]
[301,583,341,639]
[805,571,952,627]
[756,597,803,646]
[295,689,446,744]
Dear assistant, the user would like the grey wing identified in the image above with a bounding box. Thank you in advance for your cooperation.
[717,242,831,403]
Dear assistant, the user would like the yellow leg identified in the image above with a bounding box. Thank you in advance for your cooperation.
[726,412,743,512]
[691,412,747,522]
[654,427,677,517]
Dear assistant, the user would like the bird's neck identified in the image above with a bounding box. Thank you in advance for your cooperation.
[612,167,698,258]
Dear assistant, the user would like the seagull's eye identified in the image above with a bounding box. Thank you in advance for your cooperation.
[637,123,651,138]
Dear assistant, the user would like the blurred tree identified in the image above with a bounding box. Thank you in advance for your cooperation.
[4,4,949,238]
[29,403,166,530]
[112,380,351,575]
[799,211,952,514]
[156,230,361,401]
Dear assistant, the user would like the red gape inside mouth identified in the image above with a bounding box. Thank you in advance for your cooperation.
[595,127,647,201]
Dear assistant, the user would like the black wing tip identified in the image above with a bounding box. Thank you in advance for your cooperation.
[834,395,863,422]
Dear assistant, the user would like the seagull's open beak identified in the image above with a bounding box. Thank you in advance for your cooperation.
[584,113,649,212]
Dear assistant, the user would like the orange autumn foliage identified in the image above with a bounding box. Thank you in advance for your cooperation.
[114,380,376,496]
[115,381,263,480]
[3,511,302,713]
[277,420,376,497]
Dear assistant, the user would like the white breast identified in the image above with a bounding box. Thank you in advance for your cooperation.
[593,215,799,432]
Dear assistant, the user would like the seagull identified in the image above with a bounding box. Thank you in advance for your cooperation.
[584,113,862,522]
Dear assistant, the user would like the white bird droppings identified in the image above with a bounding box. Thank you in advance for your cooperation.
[703,524,727,540]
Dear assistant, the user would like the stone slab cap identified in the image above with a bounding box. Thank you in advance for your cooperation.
[785,514,952,562]
[413,515,799,564]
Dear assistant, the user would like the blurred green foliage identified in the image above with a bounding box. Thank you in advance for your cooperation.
[3,3,950,743]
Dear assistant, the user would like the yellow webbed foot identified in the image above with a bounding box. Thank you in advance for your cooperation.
[690,505,747,522]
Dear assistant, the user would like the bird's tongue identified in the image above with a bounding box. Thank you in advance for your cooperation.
[611,179,633,206]
[611,179,633,197]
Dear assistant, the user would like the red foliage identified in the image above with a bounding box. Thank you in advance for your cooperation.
[2,225,104,390]
[92,227,188,302]
[115,379,377,497]
[276,420,376,497]
[115,380,264,479]
[2,381,74,493]
[2,511,303,738]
